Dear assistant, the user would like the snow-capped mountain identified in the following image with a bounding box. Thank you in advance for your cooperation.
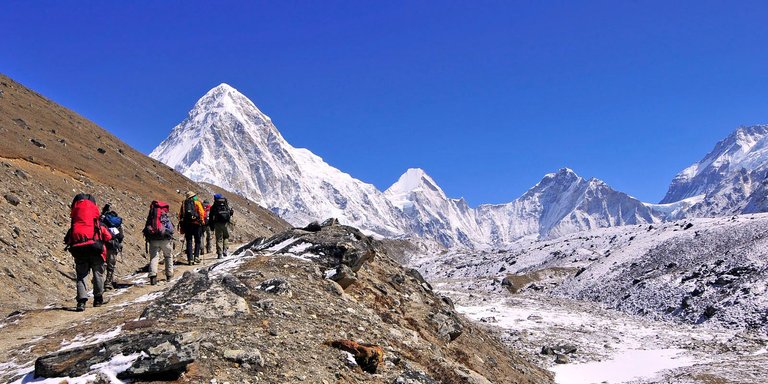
[152,83,748,249]
[384,168,483,248]
[661,125,768,217]
[475,168,661,242]
[150,84,405,236]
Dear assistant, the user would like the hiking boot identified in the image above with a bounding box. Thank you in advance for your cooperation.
[93,296,110,307]
[76,301,86,312]
[150,276,158,285]
[217,253,222,259]
[166,273,173,281]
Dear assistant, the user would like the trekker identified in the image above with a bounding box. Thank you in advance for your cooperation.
[178,191,206,265]
[100,203,124,290]
[64,193,113,311]
[142,200,175,285]
[202,199,212,254]
[209,193,234,259]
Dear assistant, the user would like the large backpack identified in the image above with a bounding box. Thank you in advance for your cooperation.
[143,200,174,240]
[212,197,232,223]
[102,211,123,228]
[182,198,199,225]
[65,194,104,252]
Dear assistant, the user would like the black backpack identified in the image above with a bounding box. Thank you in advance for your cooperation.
[182,198,199,224]
[212,198,232,223]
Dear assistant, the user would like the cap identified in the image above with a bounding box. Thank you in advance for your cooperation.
[185,191,196,199]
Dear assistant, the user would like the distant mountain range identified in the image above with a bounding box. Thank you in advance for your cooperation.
[151,84,768,248]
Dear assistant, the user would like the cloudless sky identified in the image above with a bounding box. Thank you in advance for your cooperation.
[2,1,768,205]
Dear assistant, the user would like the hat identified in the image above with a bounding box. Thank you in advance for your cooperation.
[213,193,223,200]
[185,191,196,199]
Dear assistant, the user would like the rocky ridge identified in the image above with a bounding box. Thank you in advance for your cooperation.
[2,221,554,384]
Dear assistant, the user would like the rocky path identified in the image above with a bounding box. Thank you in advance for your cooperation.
[0,249,235,381]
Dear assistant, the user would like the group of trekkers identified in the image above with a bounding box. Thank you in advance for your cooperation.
[63,191,234,311]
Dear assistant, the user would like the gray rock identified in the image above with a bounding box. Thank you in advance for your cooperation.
[3,194,20,206]
[321,217,340,227]
[541,344,577,355]
[429,311,463,342]
[554,353,569,364]
[34,331,199,379]
[259,278,292,296]
[223,349,264,367]
[330,264,357,290]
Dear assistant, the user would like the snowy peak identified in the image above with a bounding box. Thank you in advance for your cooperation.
[661,124,768,205]
[385,168,447,201]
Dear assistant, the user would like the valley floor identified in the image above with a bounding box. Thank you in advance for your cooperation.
[433,281,768,384]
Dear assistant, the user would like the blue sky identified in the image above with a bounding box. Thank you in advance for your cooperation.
[2,1,768,205]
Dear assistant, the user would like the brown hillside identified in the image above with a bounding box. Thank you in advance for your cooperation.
[0,73,290,313]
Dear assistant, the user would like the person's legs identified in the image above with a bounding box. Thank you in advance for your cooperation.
[185,228,194,265]
[104,248,117,289]
[74,253,91,304]
[215,224,224,257]
[90,252,105,300]
[193,226,202,263]
[205,226,212,254]
[148,240,160,284]
[161,240,174,279]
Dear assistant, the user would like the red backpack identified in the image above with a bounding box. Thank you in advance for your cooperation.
[65,194,104,252]
[143,200,175,240]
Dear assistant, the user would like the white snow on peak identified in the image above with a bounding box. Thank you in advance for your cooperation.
[660,124,768,217]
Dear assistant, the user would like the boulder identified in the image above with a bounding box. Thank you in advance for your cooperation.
[223,349,264,367]
[330,264,358,290]
[541,344,577,355]
[321,217,340,227]
[429,311,463,342]
[3,194,20,206]
[34,331,200,379]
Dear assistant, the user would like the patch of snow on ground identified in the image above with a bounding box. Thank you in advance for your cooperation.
[266,238,299,253]
[59,325,123,351]
[550,349,696,384]
[90,351,147,383]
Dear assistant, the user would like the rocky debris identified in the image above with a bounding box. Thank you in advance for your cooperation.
[328,339,384,374]
[34,331,199,379]
[97,147,106,154]
[29,138,46,148]
[395,368,440,384]
[142,270,250,319]
[3,193,20,206]
[554,353,569,364]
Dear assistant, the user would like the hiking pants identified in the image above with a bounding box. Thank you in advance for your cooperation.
[184,224,202,263]
[71,247,105,302]
[204,225,212,254]
[149,239,173,279]
[214,222,229,256]
[105,247,118,285]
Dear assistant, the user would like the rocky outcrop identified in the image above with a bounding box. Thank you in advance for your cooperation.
[34,331,199,379]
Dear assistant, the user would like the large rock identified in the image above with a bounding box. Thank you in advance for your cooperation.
[35,331,200,379]
[429,310,464,342]
[143,271,250,319]
[250,224,379,272]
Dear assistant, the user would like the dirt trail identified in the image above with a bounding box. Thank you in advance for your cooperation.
[0,249,237,368]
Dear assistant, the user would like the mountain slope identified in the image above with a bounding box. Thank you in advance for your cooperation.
[0,74,290,313]
[150,84,406,236]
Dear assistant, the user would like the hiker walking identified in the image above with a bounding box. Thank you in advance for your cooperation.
[142,200,175,285]
[202,199,212,254]
[64,194,113,311]
[100,203,124,290]
[178,191,206,265]
[209,193,234,259]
